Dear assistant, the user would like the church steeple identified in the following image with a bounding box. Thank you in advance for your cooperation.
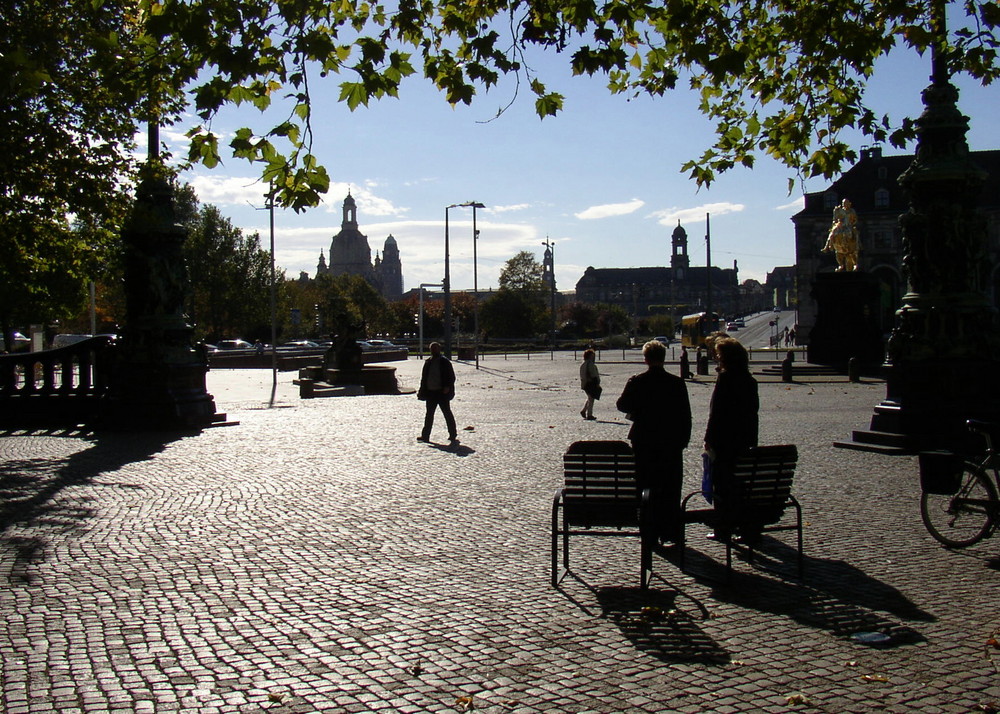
[671,221,690,272]
[342,192,358,229]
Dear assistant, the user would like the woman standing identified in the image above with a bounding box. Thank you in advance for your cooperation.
[704,337,759,536]
[579,348,601,420]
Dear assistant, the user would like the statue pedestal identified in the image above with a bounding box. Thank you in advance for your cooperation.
[105,359,223,429]
[807,272,884,369]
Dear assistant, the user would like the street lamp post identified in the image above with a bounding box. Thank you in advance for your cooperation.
[469,202,484,369]
[444,201,484,362]
[444,205,454,359]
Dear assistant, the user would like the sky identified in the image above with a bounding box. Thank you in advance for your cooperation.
[158,31,1000,295]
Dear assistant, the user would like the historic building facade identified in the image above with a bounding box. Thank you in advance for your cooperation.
[792,147,1000,345]
[315,194,404,300]
[574,222,741,319]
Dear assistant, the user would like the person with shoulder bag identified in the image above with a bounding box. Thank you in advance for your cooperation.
[579,348,601,420]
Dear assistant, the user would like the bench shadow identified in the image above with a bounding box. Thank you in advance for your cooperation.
[595,586,731,664]
[681,537,933,645]
[554,572,728,664]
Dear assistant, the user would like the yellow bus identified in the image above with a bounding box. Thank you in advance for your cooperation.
[680,312,721,348]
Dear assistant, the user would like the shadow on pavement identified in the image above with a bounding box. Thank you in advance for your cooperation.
[595,586,730,664]
[683,537,933,645]
[427,441,476,456]
[0,429,180,535]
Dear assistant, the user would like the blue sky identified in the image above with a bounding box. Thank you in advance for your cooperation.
[162,39,1000,293]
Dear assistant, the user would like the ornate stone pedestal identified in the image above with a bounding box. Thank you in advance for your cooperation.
[807,272,884,370]
[841,52,1000,454]
[103,169,224,430]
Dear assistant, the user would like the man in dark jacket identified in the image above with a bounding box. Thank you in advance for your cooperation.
[617,340,692,544]
[418,342,458,443]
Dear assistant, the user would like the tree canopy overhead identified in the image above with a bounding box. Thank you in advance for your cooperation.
[6,0,1000,217]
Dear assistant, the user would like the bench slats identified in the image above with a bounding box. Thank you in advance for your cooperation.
[553,440,652,588]
[680,444,804,580]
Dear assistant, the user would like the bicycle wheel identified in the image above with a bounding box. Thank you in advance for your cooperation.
[920,464,998,548]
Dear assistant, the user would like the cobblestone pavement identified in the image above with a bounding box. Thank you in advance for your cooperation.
[1,354,998,713]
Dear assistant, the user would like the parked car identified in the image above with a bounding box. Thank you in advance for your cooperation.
[6,331,30,352]
[278,340,319,351]
[365,339,398,349]
[653,335,671,346]
[52,334,93,349]
[214,339,254,351]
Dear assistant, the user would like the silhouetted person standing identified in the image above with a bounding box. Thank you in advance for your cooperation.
[417,342,458,443]
[617,340,692,544]
[704,337,759,539]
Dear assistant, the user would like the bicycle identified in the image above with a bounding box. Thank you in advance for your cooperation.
[919,419,1000,548]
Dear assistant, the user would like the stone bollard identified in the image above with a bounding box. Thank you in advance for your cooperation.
[781,355,793,382]
[848,357,860,383]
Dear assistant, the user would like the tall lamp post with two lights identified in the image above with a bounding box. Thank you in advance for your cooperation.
[469,202,484,369]
[444,201,484,361]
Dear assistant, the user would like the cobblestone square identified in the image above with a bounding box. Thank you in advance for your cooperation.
[2,353,998,712]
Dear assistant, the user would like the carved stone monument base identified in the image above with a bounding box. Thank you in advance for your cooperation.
[103,360,224,429]
[807,272,884,369]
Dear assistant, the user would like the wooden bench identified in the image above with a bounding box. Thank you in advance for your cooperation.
[551,440,653,588]
[680,444,803,579]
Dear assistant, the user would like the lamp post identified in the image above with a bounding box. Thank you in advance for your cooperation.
[444,201,484,362]
[444,205,454,359]
[469,202,484,369]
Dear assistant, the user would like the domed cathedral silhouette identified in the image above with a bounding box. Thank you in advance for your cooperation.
[315,192,404,300]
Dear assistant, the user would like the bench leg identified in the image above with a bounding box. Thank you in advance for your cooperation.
[551,497,562,586]
[640,534,653,590]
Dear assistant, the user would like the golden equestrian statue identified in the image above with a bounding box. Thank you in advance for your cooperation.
[823,198,860,271]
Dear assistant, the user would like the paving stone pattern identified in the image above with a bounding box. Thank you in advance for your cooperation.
[1,354,998,713]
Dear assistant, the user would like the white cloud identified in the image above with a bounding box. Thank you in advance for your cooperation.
[489,203,532,214]
[322,182,408,217]
[188,175,273,206]
[574,199,645,220]
[649,201,746,226]
[775,197,804,212]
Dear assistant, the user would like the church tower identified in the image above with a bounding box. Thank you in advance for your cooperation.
[328,193,375,280]
[375,234,404,300]
[542,242,556,291]
[671,221,690,277]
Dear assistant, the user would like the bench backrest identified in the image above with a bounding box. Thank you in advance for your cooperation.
[728,444,798,526]
[562,440,639,528]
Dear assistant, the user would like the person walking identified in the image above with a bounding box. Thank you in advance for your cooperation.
[703,337,759,540]
[616,340,692,545]
[417,342,458,443]
[579,348,601,420]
